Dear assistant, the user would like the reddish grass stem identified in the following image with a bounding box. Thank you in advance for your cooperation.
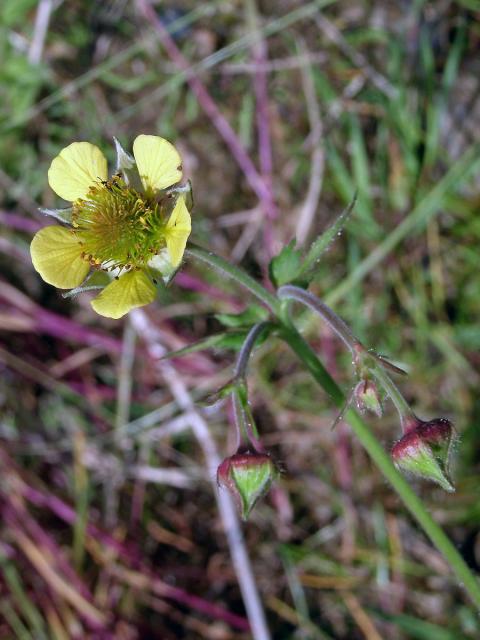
[18,484,250,630]
[247,0,278,258]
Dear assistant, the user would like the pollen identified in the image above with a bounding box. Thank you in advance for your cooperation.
[71,176,170,271]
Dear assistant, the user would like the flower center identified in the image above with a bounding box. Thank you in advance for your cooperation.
[72,176,171,272]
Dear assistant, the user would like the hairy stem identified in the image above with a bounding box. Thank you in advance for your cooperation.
[234,322,270,379]
[186,244,280,314]
[232,322,269,452]
[372,364,417,430]
[278,284,361,353]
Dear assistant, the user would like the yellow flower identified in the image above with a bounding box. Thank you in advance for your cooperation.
[31,135,192,319]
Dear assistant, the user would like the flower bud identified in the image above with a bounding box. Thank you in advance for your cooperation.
[354,380,382,417]
[391,418,455,492]
[217,452,278,520]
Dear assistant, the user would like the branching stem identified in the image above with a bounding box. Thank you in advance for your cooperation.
[278,284,361,354]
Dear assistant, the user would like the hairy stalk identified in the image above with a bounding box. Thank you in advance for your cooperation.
[232,388,264,453]
[234,322,270,379]
[233,325,269,452]
[371,364,417,430]
[278,284,361,353]
[231,390,246,450]
[186,245,280,314]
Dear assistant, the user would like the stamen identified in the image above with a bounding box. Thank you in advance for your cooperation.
[72,176,170,270]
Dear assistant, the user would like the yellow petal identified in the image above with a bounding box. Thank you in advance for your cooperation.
[133,134,182,192]
[30,226,89,288]
[165,196,191,267]
[48,142,108,202]
[90,270,156,319]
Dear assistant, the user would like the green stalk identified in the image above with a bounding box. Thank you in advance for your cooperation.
[372,363,417,430]
[185,244,280,314]
[234,322,271,379]
[281,324,480,609]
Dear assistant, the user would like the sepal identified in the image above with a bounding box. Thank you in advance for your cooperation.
[39,207,73,225]
[217,451,279,520]
[354,379,382,417]
[392,418,455,492]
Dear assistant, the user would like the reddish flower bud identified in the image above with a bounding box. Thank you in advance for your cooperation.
[354,379,382,417]
[217,452,278,520]
[391,418,455,492]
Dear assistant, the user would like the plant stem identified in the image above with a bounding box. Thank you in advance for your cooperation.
[278,323,342,403]
[280,324,480,610]
[233,324,268,452]
[234,322,270,378]
[371,364,417,430]
[185,244,280,314]
[278,285,361,353]
[231,389,246,450]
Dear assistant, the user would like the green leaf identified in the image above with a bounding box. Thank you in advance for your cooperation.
[215,304,269,328]
[269,241,303,287]
[161,331,248,360]
[297,196,357,280]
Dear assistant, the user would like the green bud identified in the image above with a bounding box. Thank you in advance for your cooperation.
[391,418,455,492]
[217,452,278,520]
[354,380,382,417]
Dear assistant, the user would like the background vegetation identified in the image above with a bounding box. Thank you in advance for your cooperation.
[1,0,480,638]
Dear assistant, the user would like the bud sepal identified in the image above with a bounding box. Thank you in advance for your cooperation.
[354,379,382,417]
[391,418,455,492]
[217,452,279,520]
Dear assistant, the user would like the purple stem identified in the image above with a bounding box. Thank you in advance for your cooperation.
[136,0,274,220]
[39,311,121,352]
[251,16,277,257]
[176,272,242,307]
[21,485,137,560]
[0,211,42,233]
[1,501,106,631]
[0,280,121,353]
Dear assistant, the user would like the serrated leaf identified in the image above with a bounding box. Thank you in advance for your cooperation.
[215,304,269,328]
[161,331,248,360]
[297,195,357,280]
[269,241,303,288]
